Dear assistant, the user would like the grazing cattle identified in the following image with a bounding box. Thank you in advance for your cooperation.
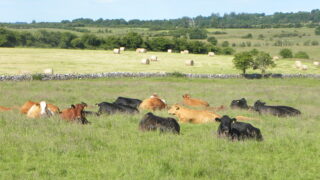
[113,97,142,109]
[0,105,12,112]
[230,98,250,110]
[139,94,167,111]
[253,100,301,117]
[27,101,52,118]
[215,115,263,141]
[20,101,60,115]
[97,102,139,115]
[139,112,180,134]
[168,104,220,124]
[182,94,209,107]
[60,103,89,124]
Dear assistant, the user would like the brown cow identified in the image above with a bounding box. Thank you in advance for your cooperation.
[27,101,52,118]
[168,104,221,124]
[182,94,209,107]
[0,105,12,112]
[60,102,89,124]
[20,101,60,115]
[139,94,166,111]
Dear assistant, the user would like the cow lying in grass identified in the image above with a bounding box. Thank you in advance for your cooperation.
[182,94,209,107]
[113,97,142,109]
[139,94,166,111]
[215,115,263,141]
[60,102,90,124]
[253,100,301,117]
[230,98,250,110]
[27,101,53,118]
[97,102,139,115]
[168,104,221,124]
[139,112,180,134]
[20,100,60,115]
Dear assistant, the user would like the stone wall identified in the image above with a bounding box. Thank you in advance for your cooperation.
[0,72,319,81]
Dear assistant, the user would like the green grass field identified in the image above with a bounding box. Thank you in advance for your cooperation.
[0,48,319,75]
[0,78,319,179]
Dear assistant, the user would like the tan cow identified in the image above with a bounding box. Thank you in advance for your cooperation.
[168,104,221,124]
[20,100,60,115]
[139,94,166,111]
[27,101,52,118]
[182,94,209,107]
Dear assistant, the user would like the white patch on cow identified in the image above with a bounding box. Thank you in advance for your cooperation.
[40,101,47,115]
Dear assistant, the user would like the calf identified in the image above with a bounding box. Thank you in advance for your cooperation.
[113,97,142,109]
[139,112,180,134]
[182,94,209,107]
[97,102,139,115]
[215,115,263,141]
[60,102,89,124]
[253,100,301,117]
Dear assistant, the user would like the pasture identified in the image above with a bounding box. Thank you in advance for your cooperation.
[0,78,319,179]
[0,48,319,75]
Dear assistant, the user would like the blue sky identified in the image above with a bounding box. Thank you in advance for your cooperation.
[0,0,319,23]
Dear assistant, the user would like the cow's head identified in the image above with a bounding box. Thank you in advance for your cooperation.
[215,115,236,136]
[72,103,89,124]
[230,98,249,109]
[182,94,191,99]
[253,100,266,111]
[168,104,181,115]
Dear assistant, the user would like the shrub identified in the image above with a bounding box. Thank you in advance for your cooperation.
[207,36,218,46]
[242,33,253,39]
[279,48,293,58]
[32,74,44,81]
[294,51,310,59]
[221,41,229,47]
[315,26,320,35]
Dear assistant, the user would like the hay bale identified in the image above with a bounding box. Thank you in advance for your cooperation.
[113,49,120,54]
[43,68,53,74]
[273,56,280,61]
[136,48,147,53]
[208,52,215,56]
[167,49,172,53]
[141,58,150,65]
[295,61,302,69]
[185,60,194,66]
[301,65,308,70]
[150,55,158,61]
[180,51,185,54]
[184,50,189,54]
[313,61,319,66]
[120,47,125,51]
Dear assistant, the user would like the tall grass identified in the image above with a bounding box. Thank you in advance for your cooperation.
[0,78,319,179]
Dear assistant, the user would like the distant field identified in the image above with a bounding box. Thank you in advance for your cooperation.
[0,48,319,75]
[0,78,319,179]
[7,26,320,60]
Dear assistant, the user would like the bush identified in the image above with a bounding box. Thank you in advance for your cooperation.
[32,74,44,81]
[294,51,310,59]
[315,26,320,35]
[242,33,253,39]
[207,36,218,46]
[279,48,293,58]
[221,41,229,47]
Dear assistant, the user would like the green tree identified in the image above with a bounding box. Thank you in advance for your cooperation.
[233,52,253,74]
[279,48,293,58]
[294,51,310,59]
[0,28,18,47]
[207,36,218,45]
[315,26,320,35]
[71,38,85,49]
[252,52,276,74]
[188,28,208,39]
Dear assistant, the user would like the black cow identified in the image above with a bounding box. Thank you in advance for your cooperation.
[230,98,250,110]
[83,111,100,116]
[139,112,180,134]
[215,115,263,141]
[253,100,301,117]
[113,97,142,109]
[97,102,139,115]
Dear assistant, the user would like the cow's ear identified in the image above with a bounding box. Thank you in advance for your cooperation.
[215,118,221,122]
[71,104,75,108]
[232,118,237,123]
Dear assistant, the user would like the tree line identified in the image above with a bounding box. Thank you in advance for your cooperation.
[2,9,320,29]
[0,28,234,55]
